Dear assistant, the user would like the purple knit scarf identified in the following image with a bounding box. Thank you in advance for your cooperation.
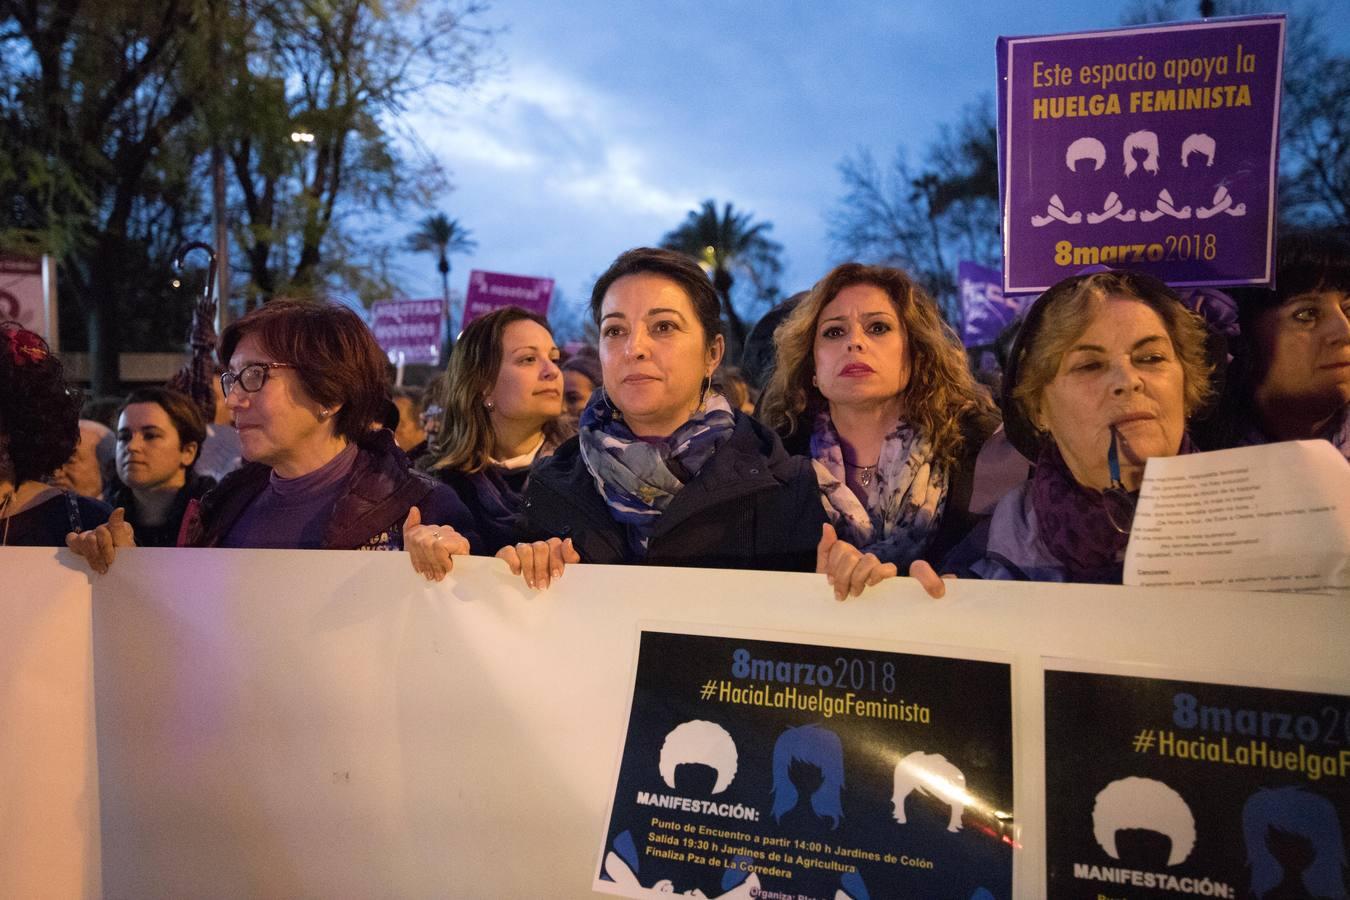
[1031,436,1196,582]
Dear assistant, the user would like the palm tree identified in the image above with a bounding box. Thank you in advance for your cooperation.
[661,200,783,358]
[408,213,477,323]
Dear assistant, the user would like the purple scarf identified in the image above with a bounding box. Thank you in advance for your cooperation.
[1031,436,1196,582]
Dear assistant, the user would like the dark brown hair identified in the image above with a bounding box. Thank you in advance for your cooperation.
[119,386,208,468]
[589,247,722,348]
[428,306,571,474]
[0,323,81,483]
[219,300,387,444]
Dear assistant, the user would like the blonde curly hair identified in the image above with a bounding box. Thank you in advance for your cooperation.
[758,263,995,470]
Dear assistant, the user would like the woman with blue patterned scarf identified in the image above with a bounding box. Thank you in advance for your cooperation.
[498,248,825,589]
[758,263,998,600]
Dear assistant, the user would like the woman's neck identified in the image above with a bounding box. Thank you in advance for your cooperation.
[491,416,548,461]
[1253,388,1344,442]
[0,478,61,516]
[828,398,904,466]
[272,436,349,479]
[129,477,187,526]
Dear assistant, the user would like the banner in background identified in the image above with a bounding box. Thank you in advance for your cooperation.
[1044,663,1350,900]
[462,269,554,332]
[0,256,57,346]
[958,260,1028,347]
[997,17,1285,294]
[370,298,444,365]
[594,631,1013,899]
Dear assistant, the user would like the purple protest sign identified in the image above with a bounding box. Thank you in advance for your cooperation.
[462,270,554,332]
[998,16,1284,294]
[958,260,1032,347]
[370,298,444,365]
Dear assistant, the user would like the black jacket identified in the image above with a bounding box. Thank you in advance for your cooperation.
[181,429,480,551]
[106,472,216,548]
[518,413,826,571]
[779,408,998,569]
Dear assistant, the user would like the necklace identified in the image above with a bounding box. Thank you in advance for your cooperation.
[843,459,879,487]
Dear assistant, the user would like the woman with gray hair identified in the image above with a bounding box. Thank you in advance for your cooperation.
[962,270,1215,583]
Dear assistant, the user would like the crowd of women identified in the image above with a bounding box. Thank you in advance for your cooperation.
[2,229,1346,597]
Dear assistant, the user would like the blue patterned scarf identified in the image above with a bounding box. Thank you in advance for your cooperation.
[809,412,948,569]
[578,391,737,557]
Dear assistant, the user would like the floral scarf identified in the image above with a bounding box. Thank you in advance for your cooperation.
[809,412,948,569]
[1031,436,1198,582]
[578,391,737,557]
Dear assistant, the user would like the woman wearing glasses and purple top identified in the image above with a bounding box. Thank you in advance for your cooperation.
[964,270,1215,583]
[68,301,479,579]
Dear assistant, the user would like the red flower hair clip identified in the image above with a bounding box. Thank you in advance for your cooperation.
[1,324,50,367]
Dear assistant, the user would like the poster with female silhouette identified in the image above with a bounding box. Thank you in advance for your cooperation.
[594,630,1015,899]
[997,16,1285,294]
[1044,664,1350,899]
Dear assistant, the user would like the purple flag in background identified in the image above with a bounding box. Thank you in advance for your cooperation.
[997,16,1285,294]
[462,270,554,332]
[371,298,444,365]
[959,261,1030,347]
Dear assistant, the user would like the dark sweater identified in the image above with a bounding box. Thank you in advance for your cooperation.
[180,430,481,552]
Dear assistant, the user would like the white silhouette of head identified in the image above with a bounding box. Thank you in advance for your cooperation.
[1092,776,1196,866]
[659,720,738,794]
[1123,131,1161,176]
[892,751,968,832]
[1181,133,1216,168]
[1065,137,1107,173]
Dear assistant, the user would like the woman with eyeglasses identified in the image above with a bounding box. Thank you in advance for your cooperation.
[497,247,826,588]
[106,387,216,547]
[960,270,1214,583]
[67,301,479,578]
[422,306,573,556]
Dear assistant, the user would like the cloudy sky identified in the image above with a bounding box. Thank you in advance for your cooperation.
[395,0,1319,328]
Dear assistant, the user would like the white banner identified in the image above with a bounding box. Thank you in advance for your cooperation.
[2,548,1347,898]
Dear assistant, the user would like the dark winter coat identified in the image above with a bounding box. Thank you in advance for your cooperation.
[180,429,480,552]
[780,408,997,570]
[518,412,826,571]
[106,472,216,548]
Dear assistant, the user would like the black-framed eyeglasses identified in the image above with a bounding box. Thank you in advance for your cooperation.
[1103,425,1138,535]
[221,362,299,395]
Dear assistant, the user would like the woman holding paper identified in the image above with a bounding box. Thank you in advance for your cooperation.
[66,301,478,578]
[963,270,1215,583]
[497,247,825,587]
[423,306,573,554]
[0,323,112,546]
[1201,231,1350,458]
[757,263,998,598]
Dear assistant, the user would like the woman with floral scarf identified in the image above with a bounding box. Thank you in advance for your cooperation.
[758,264,997,599]
[498,248,825,589]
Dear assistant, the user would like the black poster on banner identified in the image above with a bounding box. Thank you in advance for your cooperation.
[593,631,1015,900]
[1045,668,1350,900]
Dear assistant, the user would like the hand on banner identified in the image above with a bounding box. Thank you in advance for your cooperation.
[815,523,898,601]
[403,506,471,581]
[496,537,580,589]
[908,559,955,599]
[65,507,136,574]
